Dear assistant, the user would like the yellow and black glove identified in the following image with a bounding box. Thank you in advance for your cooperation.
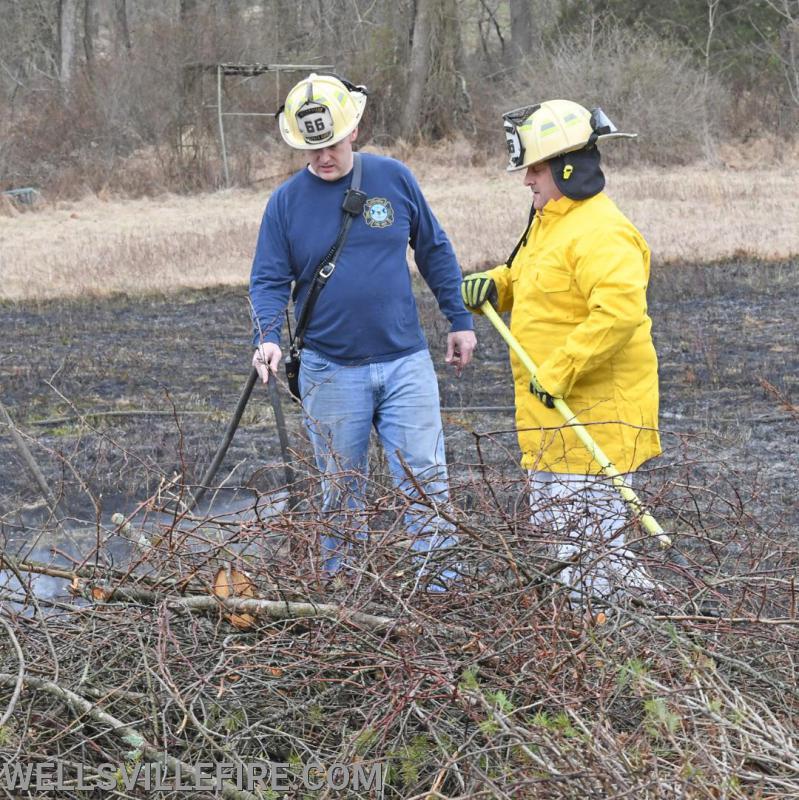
[530,375,557,408]
[460,272,498,311]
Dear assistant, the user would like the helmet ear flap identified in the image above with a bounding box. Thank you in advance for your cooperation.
[550,146,605,200]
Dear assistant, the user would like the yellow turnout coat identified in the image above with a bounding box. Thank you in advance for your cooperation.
[486,192,661,474]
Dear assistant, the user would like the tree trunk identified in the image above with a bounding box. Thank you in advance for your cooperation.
[83,0,97,74]
[274,0,300,58]
[180,0,200,19]
[58,0,79,89]
[402,0,433,140]
[114,0,132,52]
[780,19,799,106]
[508,0,533,69]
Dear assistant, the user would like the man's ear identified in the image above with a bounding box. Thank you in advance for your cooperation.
[350,127,359,143]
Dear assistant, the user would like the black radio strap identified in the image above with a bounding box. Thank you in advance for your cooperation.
[505,201,536,269]
[290,153,365,354]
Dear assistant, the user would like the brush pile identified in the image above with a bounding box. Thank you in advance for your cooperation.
[2,454,799,800]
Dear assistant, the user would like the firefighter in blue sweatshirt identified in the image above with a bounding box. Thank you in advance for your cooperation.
[250,73,476,582]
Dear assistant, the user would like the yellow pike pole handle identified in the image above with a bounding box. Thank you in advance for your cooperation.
[481,302,672,549]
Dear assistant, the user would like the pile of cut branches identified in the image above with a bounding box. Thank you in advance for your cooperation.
[2,457,799,799]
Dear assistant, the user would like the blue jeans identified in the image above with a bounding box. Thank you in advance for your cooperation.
[300,347,456,572]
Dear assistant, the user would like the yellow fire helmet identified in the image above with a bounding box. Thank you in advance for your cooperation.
[278,73,368,150]
[502,99,636,172]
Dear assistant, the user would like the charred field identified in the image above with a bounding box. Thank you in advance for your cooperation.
[1,258,795,531]
[0,258,798,799]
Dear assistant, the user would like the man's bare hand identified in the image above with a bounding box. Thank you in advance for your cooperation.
[445,330,477,377]
[252,343,282,384]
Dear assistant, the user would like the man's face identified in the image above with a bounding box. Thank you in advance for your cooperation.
[307,129,357,181]
[524,160,563,210]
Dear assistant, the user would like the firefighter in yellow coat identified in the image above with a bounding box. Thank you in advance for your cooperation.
[462,100,661,601]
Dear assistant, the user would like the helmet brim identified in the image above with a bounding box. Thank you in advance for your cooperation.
[505,132,637,172]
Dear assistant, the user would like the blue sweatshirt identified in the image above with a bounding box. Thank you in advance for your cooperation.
[249,153,473,365]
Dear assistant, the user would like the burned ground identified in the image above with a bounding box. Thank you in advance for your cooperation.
[1,259,795,531]
[1,260,798,799]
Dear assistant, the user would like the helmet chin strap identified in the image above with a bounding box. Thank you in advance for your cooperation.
[504,201,537,269]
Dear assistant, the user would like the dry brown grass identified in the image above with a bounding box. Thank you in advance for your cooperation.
[1,151,797,301]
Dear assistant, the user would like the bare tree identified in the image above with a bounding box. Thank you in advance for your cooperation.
[508,0,533,69]
[427,0,471,137]
[781,18,799,105]
[402,0,470,140]
[402,0,434,140]
[180,0,200,18]
[114,0,132,53]
[700,0,721,162]
[58,0,79,89]
[762,0,799,106]
[83,0,98,75]
[476,0,506,68]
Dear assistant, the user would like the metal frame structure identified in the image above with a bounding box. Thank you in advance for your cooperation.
[183,62,334,187]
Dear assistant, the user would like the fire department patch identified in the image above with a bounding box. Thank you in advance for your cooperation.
[363,197,394,228]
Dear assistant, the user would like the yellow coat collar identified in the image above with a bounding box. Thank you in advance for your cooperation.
[539,194,581,217]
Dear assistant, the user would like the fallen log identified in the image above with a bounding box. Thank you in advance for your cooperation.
[87,583,404,634]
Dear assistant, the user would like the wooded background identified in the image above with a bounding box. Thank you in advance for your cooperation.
[1,0,797,194]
